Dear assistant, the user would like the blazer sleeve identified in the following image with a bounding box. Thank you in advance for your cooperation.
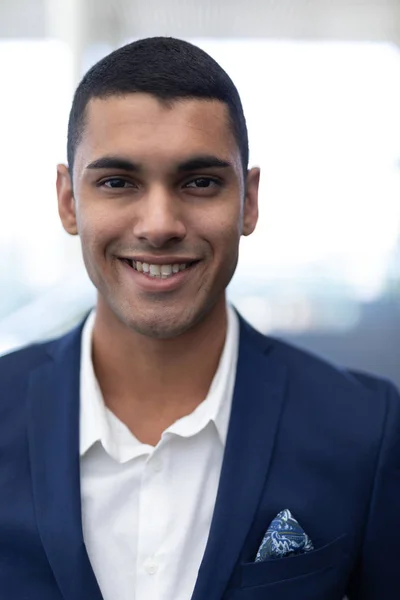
[347,379,400,598]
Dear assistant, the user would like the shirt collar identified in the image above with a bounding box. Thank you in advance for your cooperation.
[79,304,240,458]
[165,304,239,445]
[79,310,108,457]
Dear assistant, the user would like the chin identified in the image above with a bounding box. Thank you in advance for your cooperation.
[118,305,196,340]
[129,318,194,340]
[111,295,218,340]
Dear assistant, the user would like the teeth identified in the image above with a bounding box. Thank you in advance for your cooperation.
[160,264,172,278]
[130,261,192,278]
[149,264,161,277]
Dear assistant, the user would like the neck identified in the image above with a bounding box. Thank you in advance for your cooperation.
[91,296,229,443]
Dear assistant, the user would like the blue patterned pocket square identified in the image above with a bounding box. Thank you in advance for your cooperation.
[255,509,314,561]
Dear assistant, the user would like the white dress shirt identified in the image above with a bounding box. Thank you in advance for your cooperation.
[79,305,240,600]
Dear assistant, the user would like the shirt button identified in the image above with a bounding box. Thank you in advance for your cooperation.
[144,558,158,575]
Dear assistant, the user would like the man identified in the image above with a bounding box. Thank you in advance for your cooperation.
[0,37,399,600]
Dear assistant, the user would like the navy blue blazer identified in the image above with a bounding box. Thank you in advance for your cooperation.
[1,314,400,600]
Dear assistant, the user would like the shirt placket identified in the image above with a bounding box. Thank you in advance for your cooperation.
[135,444,169,600]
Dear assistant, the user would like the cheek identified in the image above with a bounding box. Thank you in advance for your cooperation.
[200,206,242,251]
[77,221,100,261]
[190,216,241,287]
[196,196,242,230]
[77,206,122,257]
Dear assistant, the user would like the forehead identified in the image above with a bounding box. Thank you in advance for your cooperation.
[75,94,240,171]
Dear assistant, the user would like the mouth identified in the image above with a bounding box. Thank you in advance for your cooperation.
[120,258,199,279]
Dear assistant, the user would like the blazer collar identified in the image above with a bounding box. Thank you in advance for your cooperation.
[27,320,103,600]
[191,315,288,600]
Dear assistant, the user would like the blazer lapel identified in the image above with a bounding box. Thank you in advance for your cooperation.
[192,318,288,600]
[27,324,103,600]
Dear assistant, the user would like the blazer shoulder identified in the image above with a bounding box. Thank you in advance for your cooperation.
[0,317,86,385]
[277,335,395,391]
[244,319,399,398]
[0,341,51,382]
[260,332,400,445]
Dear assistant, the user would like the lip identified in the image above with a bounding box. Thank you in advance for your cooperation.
[118,258,198,293]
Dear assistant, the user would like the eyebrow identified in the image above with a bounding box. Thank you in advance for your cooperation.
[177,156,232,171]
[85,154,232,173]
[86,156,140,171]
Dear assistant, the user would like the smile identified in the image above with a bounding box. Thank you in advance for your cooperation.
[122,259,196,279]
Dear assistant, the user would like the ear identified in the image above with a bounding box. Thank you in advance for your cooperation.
[242,167,260,236]
[57,164,78,235]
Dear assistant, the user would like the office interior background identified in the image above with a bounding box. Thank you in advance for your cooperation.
[1,0,399,386]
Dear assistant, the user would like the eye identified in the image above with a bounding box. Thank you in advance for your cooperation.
[100,178,135,189]
[184,177,220,190]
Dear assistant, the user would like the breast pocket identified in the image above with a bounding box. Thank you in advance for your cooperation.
[225,534,350,599]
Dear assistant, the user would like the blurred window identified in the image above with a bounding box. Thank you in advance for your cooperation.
[1,39,400,348]
[193,40,400,332]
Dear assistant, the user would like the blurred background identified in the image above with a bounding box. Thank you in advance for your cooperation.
[1,0,400,385]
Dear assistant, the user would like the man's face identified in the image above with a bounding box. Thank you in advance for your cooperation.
[57,94,259,339]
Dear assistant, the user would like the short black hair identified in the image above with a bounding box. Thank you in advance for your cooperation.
[67,37,249,178]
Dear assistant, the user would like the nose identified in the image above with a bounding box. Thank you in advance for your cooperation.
[133,186,187,248]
